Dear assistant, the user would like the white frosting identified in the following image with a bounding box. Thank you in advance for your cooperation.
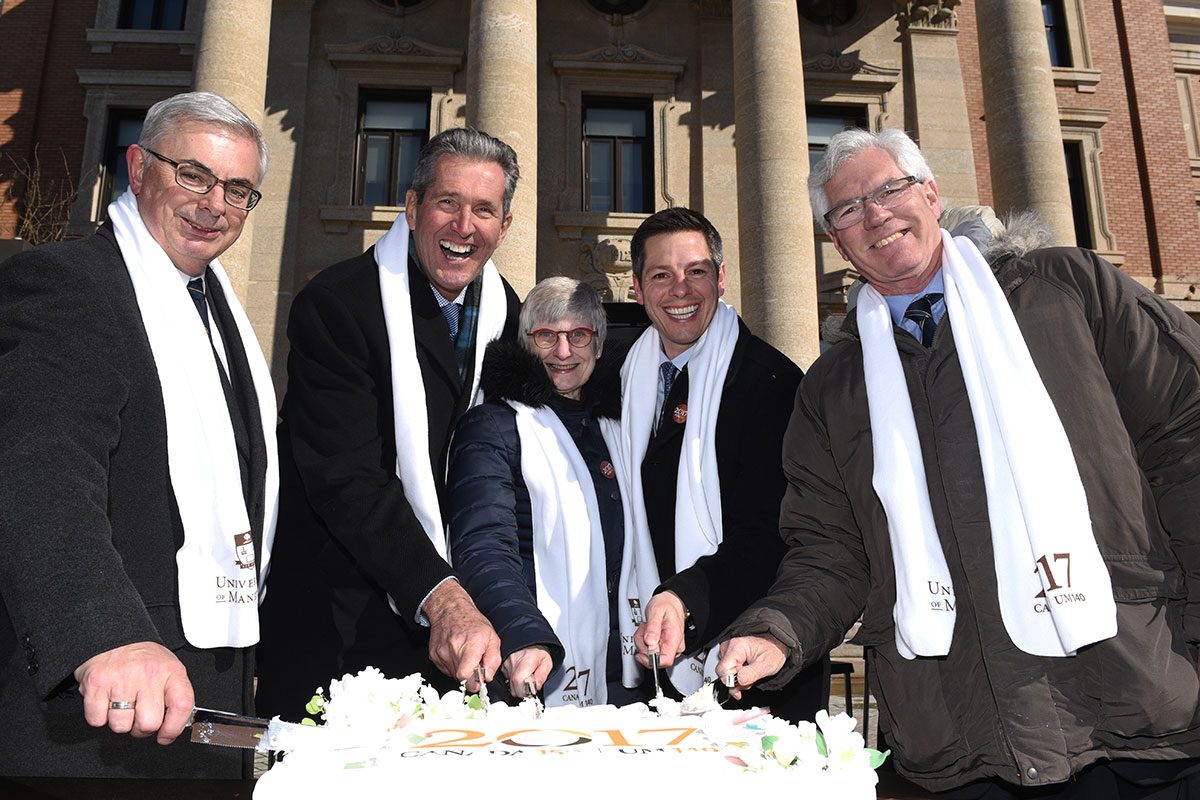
[254,669,880,800]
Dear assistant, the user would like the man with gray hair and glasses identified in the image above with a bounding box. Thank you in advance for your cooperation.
[0,91,277,777]
[718,126,1200,797]
[257,128,521,722]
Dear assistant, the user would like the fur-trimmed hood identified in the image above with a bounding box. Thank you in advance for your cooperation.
[478,338,622,419]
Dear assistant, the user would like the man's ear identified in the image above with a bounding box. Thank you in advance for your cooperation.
[716,261,727,297]
[632,273,645,305]
[404,188,419,229]
[127,145,148,194]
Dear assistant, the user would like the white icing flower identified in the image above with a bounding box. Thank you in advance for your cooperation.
[815,710,867,772]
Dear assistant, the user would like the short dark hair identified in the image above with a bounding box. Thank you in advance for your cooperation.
[630,207,724,282]
[409,127,520,216]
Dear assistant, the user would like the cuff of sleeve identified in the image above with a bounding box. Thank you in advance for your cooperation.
[415,576,458,627]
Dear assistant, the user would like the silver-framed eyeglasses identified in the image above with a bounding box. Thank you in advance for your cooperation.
[141,147,262,211]
[823,175,921,231]
[527,327,595,349]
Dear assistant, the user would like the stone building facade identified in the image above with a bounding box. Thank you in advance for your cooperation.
[2,0,1199,385]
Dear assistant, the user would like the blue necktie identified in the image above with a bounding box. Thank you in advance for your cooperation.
[187,277,210,334]
[904,292,943,347]
[442,301,461,341]
[659,361,679,400]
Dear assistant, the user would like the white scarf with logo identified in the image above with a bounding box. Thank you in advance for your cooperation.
[858,230,1116,659]
[108,189,279,649]
[509,401,614,707]
[613,302,739,694]
[374,214,507,589]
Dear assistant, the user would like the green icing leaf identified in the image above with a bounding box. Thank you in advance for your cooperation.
[467,695,484,711]
[868,749,891,770]
[815,729,828,758]
[407,734,425,745]
[760,734,779,753]
[305,695,324,715]
[300,718,317,727]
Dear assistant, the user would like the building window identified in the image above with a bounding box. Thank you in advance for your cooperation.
[1063,141,1092,249]
[98,109,146,220]
[118,0,187,31]
[585,0,650,14]
[1043,0,1073,68]
[807,105,868,173]
[355,91,429,207]
[798,0,857,28]
[583,98,652,214]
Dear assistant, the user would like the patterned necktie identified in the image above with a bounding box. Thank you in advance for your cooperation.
[904,292,943,347]
[442,301,462,342]
[187,277,210,334]
[660,361,679,400]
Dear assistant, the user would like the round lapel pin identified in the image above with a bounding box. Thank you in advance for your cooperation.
[599,460,615,480]
[673,403,687,425]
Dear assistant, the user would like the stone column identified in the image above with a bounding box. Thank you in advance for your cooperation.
[466,0,537,297]
[895,1,978,209]
[975,0,1075,245]
[192,0,273,304]
[731,0,819,369]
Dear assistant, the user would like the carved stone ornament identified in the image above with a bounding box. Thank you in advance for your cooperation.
[577,237,636,302]
[803,51,897,76]
[895,0,960,33]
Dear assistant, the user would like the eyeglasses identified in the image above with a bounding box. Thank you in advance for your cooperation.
[527,327,595,349]
[141,147,262,211]
[823,175,921,231]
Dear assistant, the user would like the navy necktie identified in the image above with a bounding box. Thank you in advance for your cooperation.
[187,277,210,334]
[904,292,943,347]
[442,301,462,342]
[660,361,679,400]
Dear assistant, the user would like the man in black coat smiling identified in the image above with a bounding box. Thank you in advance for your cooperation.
[623,208,827,723]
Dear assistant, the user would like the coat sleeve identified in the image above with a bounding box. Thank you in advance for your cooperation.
[281,281,453,621]
[0,247,162,697]
[1069,250,1200,648]
[720,376,871,688]
[446,404,564,666]
[658,356,800,650]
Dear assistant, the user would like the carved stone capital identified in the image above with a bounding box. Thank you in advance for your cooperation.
[895,0,960,33]
[577,237,635,302]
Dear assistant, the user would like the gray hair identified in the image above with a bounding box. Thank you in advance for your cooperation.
[138,91,269,183]
[519,277,607,356]
[410,127,520,216]
[809,128,934,231]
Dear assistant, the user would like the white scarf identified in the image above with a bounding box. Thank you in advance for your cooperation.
[859,230,1116,659]
[374,213,507,579]
[108,190,279,649]
[613,302,739,693]
[510,401,610,707]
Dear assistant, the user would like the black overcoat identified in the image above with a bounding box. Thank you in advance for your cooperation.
[256,247,519,721]
[0,225,266,777]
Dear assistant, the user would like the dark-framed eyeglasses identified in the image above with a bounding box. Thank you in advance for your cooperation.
[823,175,921,231]
[527,327,596,349]
[141,147,262,211]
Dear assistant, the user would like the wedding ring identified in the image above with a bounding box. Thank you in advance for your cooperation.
[109,700,136,710]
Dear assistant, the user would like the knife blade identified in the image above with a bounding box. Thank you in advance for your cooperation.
[474,666,490,710]
[188,707,270,750]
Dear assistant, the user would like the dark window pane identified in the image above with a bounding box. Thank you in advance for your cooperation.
[395,134,423,199]
[1042,0,1072,68]
[122,0,154,28]
[363,135,392,207]
[364,99,427,131]
[620,141,644,213]
[585,107,645,138]
[806,104,868,173]
[1063,141,1092,249]
[588,141,613,213]
[161,0,187,29]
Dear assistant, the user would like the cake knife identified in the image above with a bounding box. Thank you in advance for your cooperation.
[474,666,491,710]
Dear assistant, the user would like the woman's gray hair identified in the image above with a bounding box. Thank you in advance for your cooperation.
[809,127,934,231]
[519,277,607,356]
[138,91,269,182]
[409,127,520,216]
